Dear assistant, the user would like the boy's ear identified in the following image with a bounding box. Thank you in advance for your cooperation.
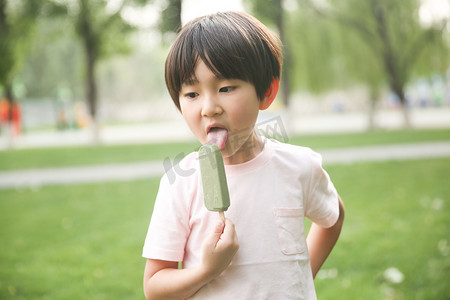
[259,79,280,110]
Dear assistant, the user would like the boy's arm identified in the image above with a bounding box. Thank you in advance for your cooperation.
[143,219,239,300]
[306,197,345,278]
[143,259,209,300]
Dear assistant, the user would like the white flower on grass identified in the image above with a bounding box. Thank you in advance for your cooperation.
[317,268,338,280]
[431,198,444,211]
[438,239,449,256]
[383,267,404,284]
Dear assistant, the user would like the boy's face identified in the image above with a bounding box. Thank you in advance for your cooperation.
[179,60,265,164]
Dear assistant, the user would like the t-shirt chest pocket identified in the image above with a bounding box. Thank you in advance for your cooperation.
[273,207,306,255]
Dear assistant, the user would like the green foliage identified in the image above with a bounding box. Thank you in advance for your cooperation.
[245,0,281,27]
[294,0,449,97]
[159,0,182,34]
[288,13,348,93]
[60,0,150,122]
[19,17,83,98]
[73,0,135,61]
[15,4,171,110]
[0,0,67,96]
[97,44,169,104]
[0,0,40,91]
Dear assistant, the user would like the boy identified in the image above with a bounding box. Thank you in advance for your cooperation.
[142,11,345,299]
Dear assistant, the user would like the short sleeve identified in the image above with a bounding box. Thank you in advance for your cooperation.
[142,174,190,261]
[304,151,339,228]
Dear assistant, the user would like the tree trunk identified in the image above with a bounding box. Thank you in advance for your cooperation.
[275,0,291,109]
[86,46,100,145]
[274,0,293,134]
[393,86,411,128]
[367,86,379,131]
[371,1,410,128]
[78,0,100,146]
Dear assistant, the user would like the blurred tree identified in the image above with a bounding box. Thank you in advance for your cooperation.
[288,12,353,93]
[0,0,40,129]
[288,8,385,129]
[299,0,449,127]
[245,0,292,108]
[0,0,64,144]
[20,17,83,99]
[74,0,132,143]
[159,0,182,34]
[52,0,148,144]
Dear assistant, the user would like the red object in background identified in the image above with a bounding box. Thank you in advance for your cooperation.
[0,98,8,124]
[0,99,22,135]
[12,102,22,135]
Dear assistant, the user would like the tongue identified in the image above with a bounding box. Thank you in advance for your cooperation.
[207,128,228,150]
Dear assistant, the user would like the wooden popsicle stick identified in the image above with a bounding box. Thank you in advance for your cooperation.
[219,211,225,222]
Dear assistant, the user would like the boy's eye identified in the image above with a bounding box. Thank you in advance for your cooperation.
[184,92,199,99]
[219,86,235,93]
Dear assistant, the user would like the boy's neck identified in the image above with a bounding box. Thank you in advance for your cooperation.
[223,132,265,165]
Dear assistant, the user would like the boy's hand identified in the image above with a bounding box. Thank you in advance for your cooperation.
[201,219,239,278]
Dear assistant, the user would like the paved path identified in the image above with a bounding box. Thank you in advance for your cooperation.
[1,141,449,189]
[1,108,449,150]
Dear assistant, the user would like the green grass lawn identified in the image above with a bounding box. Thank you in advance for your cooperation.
[315,158,450,299]
[0,128,449,171]
[1,157,449,299]
[0,179,158,299]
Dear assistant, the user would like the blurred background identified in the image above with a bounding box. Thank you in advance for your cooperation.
[0,0,449,299]
[0,0,449,147]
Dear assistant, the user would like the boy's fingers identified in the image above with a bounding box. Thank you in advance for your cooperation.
[221,219,235,238]
[204,221,225,248]
[220,219,239,248]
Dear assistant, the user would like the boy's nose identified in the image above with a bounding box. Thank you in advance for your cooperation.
[201,95,223,117]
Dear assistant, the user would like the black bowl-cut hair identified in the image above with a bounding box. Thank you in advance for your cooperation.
[165,11,282,111]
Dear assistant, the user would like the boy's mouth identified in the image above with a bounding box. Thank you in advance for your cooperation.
[207,126,228,150]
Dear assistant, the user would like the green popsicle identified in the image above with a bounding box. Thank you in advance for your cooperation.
[199,144,230,221]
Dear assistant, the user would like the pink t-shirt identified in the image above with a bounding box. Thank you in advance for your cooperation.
[143,138,339,299]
